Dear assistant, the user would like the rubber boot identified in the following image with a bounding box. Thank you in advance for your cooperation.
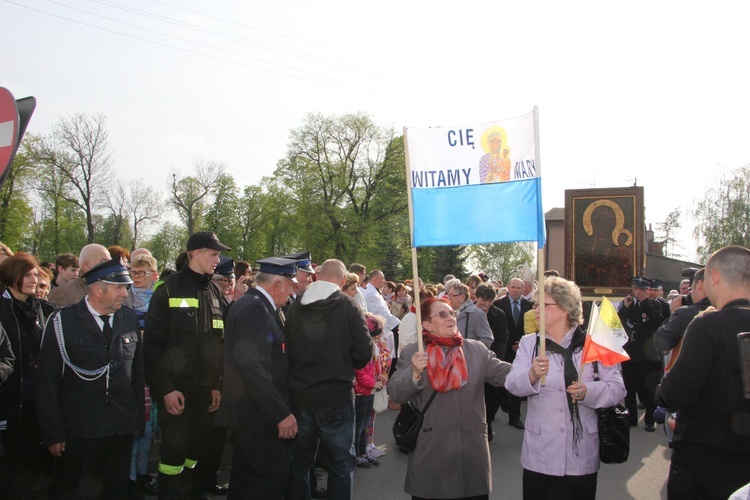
[157,471,181,500]
[137,473,158,496]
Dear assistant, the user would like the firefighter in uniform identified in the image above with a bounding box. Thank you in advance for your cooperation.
[144,231,229,499]
[617,276,665,431]
[37,258,143,499]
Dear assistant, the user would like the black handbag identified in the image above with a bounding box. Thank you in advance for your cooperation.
[392,390,437,454]
[593,362,630,464]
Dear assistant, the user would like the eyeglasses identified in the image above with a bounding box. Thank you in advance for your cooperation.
[212,276,231,283]
[448,293,463,298]
[129,270,154,278]
[431,310,458,320]
[544,302,558,307]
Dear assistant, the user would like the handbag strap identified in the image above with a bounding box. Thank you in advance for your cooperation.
[420,390,438,415]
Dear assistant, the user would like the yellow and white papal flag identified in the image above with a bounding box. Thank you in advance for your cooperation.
[581,297,630,367]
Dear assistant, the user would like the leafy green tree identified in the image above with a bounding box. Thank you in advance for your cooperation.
[274,113,407,264]
[232,185,273,261]
[693,165,750,262]
[257,177,297,258]
[433,246,468,283]
[98,214,134,249]
[0,136,37,251]
[170,160,226,236]
[32,202,88,261]
[145,222,187,272]
[204,173,241,254]
[468,242,535,284]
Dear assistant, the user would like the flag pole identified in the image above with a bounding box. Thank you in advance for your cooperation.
[533,106,547,385]
[403,127,423,352]
[538,247,546,385]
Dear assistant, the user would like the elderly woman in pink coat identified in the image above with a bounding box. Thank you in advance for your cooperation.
[505,277,626,500]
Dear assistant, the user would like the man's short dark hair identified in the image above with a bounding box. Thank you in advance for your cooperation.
[349,263,366,274]
[55,253,79,270]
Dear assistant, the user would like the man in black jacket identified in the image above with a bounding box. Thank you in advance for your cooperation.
[660,246,750,499]
[475,283,508,440]
[618,277,665,431]
[215,257,299,499]
[285,259,372,499]
[144,231,229,499]
[37,258,143,499]
[494,277,533,429]
[654,268,710,356]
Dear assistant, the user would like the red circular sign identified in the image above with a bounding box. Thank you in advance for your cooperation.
[0,87,20,181]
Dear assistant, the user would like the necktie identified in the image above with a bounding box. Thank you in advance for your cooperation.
[512,301,520,324]
[99,314,112,341]
[277,308,286,327]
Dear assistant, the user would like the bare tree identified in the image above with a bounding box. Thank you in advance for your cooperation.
[103,181,128,245]
[170,159,226,236]
[129,178,161,250]
[37,113,114,243]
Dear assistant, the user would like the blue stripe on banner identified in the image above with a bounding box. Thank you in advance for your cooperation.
[411,177,545,247]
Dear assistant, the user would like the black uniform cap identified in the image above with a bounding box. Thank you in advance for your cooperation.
[282,251,314,274]
[256,257,299,283]
[83,258,134,285]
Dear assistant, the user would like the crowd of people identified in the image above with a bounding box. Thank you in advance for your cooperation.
[0,235,749,500]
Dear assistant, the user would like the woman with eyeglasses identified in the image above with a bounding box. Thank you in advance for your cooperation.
[35,266,54,301]
[0,253,55,498]
[504,277,626,500]
[389,297,511,500]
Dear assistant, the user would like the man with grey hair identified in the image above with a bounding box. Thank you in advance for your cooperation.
[660,246,750,498]
[216,257,299,498]
[361,269,400,365]
[494,277,533,429]
[38,258,142,498]
[446,283,493,348]
[47,244,112,307]
[286,259,372,499]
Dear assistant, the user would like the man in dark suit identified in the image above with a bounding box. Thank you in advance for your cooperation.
[494,277,533,429]
[37,258,143,499]
[475,283,509,440]
[215,257,300,499]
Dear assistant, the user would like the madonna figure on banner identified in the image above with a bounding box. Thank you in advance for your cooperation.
[505,277,626,500]
[389,297,511,500]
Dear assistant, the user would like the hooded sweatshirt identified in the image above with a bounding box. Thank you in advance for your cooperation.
[286,280,372,407]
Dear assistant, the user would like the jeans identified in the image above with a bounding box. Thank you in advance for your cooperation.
[354,395,374,457]
[287,402,356,500]
[130,421,154,480]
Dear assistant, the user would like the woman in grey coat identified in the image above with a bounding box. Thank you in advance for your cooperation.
[389,297,512,499]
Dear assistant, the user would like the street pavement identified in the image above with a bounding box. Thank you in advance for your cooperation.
[347,403,670,500]
[203,401,671,500]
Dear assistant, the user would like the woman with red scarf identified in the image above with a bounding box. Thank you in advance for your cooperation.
[389,297,511,500]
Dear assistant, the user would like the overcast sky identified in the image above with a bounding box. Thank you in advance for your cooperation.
[3,0,749,262]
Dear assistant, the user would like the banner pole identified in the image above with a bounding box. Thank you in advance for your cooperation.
[403,127,423,352]
[538,247,546,385]
[533,106,547,385]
